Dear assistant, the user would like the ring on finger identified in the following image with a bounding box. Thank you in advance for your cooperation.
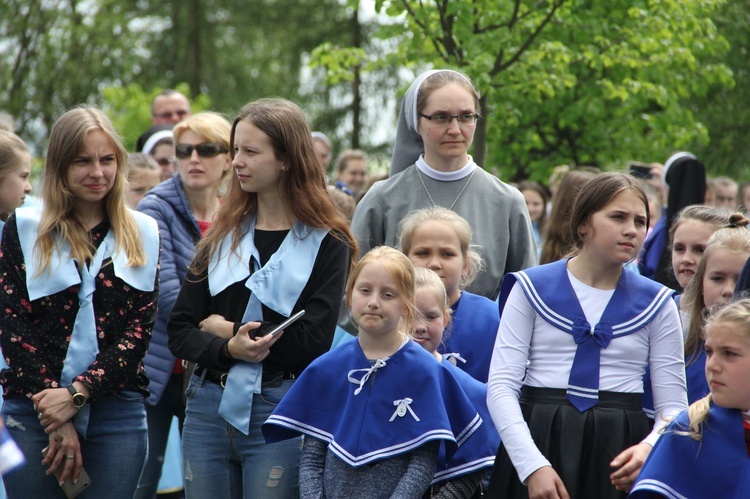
[38,413,43,420]
[64,455,74,460]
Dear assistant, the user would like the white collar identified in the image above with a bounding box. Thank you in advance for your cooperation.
[416,155,476,181]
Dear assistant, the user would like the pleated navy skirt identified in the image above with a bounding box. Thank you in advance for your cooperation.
[488,386,650,499]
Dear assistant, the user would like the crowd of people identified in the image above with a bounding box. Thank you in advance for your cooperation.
[0,68,749,499]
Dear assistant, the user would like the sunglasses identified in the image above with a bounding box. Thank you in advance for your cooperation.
[175,143,228,159]
[154,156,176,167]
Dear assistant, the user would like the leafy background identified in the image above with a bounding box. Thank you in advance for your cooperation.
[1,0,747,183]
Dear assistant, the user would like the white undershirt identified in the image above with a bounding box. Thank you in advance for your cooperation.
[416,155,476,181]
[486,278,687,483]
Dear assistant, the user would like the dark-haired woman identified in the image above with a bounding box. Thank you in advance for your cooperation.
[168,98,357,498]
[487,173,687,498]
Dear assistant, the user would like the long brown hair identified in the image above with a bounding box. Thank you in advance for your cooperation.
[192,98,357,273]
[35,107,145,273]
[540,170,597,264]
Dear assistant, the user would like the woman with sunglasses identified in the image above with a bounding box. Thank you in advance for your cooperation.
[135,112,232,499]
[167,98,356,497]
[352,69,537,301]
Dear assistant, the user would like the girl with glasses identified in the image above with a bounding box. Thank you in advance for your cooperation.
[134,112,233,498]
[352,70,537,301]
[167,98,357,497]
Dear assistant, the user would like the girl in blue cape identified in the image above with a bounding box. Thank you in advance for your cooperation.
[631,298,750,498]
[263,247,483,498]
[487,173,688,499]
[677,215,750,404]
[413,267,499,498]
[167,99,357,498]
[641,205,730,417]
[399,206,499,383]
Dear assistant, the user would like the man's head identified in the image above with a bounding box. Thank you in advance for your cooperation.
[151,90,191,125]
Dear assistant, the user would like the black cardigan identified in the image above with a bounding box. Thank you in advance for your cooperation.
[167,230,350,376]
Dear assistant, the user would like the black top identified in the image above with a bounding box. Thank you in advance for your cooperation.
[0,215,158,400]
[167,229,350,375]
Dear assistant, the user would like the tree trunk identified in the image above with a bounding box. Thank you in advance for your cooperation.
[473,94,488,167]
[350,5,362,149]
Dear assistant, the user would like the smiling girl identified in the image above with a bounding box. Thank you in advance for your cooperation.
[678,214,750,405]
[0,107,160,498]
[487,172,687,499]
[630,299,750,498]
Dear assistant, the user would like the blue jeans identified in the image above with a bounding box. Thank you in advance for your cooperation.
[182,373,301,499]
[135,373,185,499]
[2,391,148,499]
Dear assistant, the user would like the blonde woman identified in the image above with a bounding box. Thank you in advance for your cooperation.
[135,112,232,498]
[0,107,160,498]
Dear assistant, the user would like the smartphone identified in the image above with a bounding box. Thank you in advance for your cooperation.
[252,310,306,338]
[42,447,92,499]
[627,161,653,179]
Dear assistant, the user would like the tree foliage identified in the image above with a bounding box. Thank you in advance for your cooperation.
[689,0,750,179]
[314,0,732,181]
[0,0,362,155]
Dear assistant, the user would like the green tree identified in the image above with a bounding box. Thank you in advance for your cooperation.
[0,0,146,149]
[313,0,732,181]
[0,0,370,157]
[689,0,750,179]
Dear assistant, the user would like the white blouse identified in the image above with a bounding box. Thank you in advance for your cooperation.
[487,274,688,483]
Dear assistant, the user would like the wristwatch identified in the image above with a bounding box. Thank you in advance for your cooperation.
[66,384,87,409]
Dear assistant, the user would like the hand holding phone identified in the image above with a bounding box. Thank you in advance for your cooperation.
[249,310,306,339]
[627,161,653,180]
[42,446,92,499]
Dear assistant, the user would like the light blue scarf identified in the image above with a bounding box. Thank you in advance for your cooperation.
[208,215,327,435]
[16,206,159,435]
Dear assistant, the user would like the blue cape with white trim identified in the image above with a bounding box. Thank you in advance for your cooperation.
[432,360,498,485]
[440,291,499,383]
[262,339,482,467]
[630,405,750,498]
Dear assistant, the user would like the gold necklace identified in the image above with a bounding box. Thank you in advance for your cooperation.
[417,167,477,210]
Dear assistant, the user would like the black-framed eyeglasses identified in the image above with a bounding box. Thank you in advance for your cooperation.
[419,113,479,127]
[175,143,228,159]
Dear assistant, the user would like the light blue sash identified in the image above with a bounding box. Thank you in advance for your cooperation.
[209,216,327,435]
[16,207,159,436]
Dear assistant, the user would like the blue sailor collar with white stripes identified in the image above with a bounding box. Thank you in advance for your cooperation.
[498,258,674,411]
